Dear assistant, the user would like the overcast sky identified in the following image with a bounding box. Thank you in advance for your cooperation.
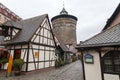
[0,0,120,43]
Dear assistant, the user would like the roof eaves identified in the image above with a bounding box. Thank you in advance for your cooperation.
[78,23,120,46]
[0,41,28,46]
[77,42,120,48]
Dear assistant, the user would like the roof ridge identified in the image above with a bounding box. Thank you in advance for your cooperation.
[21,14,48,21]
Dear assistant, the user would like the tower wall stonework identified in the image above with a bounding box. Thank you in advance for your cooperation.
[51,16,77,46]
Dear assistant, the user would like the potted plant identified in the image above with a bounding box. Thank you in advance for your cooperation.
[0,58,8,64]
[0,58,8,69]
[12,59,24,76]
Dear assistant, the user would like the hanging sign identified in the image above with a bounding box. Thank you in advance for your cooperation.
[84,54,94,64]
[34,52,39,58]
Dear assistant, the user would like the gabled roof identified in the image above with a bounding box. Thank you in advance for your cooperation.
[54,34,75,53]
[59,44,69,52]
[1,14,47,44]
[2,20,22,29]
[102,3,120,30]
[54,34,69,52]
[77,24,120,48]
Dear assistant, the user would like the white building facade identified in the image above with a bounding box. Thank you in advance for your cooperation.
[0,14,56,72]
[76,3,120,80]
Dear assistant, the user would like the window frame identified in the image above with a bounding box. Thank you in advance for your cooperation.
[102,50,120,74]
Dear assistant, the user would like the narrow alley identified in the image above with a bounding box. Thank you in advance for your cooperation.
[0,60,83,80]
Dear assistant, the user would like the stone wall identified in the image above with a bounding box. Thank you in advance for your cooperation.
[52,17,77,46]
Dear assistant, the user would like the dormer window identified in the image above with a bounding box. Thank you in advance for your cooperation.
[5,27,20,41]
[2,28,9,36]
[0,25,21,41]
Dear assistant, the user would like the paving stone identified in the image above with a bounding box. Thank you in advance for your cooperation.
[0,60,83,80]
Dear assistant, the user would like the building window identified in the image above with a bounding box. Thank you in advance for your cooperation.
[103,51,120,74]
[14,49,21,59]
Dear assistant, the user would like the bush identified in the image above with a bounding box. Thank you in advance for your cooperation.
[12,59,24,71]
[55,58,65,68]
[55,60,60,68]
[72,56,77,62]
[60,59,64,66]
[0,58,8,64]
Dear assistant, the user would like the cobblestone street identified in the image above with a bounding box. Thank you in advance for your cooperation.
[0,60,83,80]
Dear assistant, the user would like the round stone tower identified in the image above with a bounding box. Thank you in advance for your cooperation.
[51,7,78,47]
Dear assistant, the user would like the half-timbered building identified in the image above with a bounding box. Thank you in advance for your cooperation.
[0,14,56,72]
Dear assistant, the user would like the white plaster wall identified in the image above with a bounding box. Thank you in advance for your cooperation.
[45,51,49,60]
[22,45,28,48]
[28,49,34,62]
[50,51,55,60]
[28,63,35,71]
[21,63,26,71]
[39,62,44,69]
[48,39,51,45]
[43,38,47,44]
[51,61,55,67]
[51,40,54,46]
[10,50,14,56]
[40,29,43,37]
[45,62,49,67]
[27,48,38,71]
[39,50,44,61]
[21,49,27,62]
[84,50,102,80]
[34,36,39,43]
[50,51,55,67]
[44,29,48,37]
[12,29,19,36]
[47,31,50,39]
[2,63,8,69]
[104,74,119,80]
[40,46,44,50]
